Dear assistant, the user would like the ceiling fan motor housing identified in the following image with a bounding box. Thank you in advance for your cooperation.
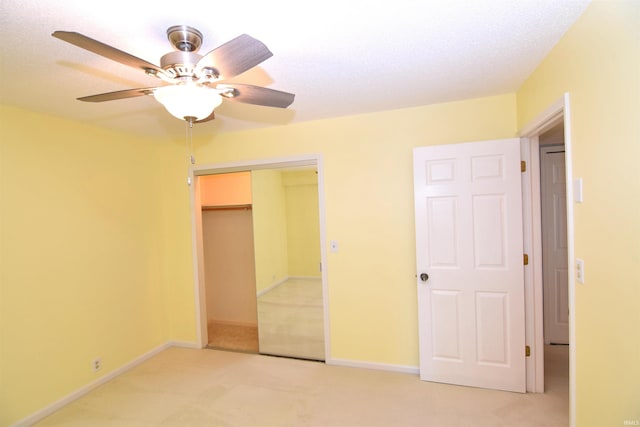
[167,25,203,52]
[160,51,203,78]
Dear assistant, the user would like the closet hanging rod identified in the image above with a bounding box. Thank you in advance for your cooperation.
[202,204,252,211]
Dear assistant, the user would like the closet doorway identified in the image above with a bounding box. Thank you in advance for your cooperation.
[192,157,328,361]
[200,172,258,352]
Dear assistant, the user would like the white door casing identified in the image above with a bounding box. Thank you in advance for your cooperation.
[413,138,526,393]
[541,147,569,345]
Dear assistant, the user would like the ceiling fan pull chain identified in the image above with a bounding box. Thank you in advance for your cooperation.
[189,120,196,166]
[185,117,196,185]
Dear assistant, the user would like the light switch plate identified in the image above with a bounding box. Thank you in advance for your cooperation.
[574,178,583,203]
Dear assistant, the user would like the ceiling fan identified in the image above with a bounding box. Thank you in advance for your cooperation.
[51,25,295,124]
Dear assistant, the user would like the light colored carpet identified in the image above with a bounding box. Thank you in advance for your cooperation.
[207,322,259,353]
[36,345,569,426]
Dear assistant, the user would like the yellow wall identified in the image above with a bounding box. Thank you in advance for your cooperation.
[517,2,640,425]
[0,105,186,424]
[194,94,517,365]
[154,141,197,345]
[282,170,321,277]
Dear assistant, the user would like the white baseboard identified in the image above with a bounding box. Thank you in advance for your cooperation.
[10,341,182,427]
[256,276,322,297]
[327,357,419,375]
[288,276,322,281]
[256,277,288,297]
[168,340,201,349]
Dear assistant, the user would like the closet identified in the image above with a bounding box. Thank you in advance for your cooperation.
[199,168,325,360]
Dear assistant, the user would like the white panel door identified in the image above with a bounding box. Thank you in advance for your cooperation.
[413,138,526,393]
[541,147,569,344]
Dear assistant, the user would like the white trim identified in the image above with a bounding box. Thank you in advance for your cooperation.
[167,340,201,349]
[256,276,322,297]
[524,135,545,392]
[328,358,419,375]
[519,93,575,427]
[563,97,577,427]
[191,154,321,176]
[316,155,332,361]
[189,154,332,361]
[529,140,545,385]
[256,276,289,297]
[519,97,565,137]
[520,137,545,393]
[10,342,178,427]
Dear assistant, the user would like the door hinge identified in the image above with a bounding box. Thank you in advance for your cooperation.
[523,254,529,265]
[525,345,531,357]
[521,161,526,173]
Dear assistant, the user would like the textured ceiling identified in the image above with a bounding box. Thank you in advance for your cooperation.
[0,0,590,138]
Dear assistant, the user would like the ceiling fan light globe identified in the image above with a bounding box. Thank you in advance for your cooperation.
[153,84,222,121]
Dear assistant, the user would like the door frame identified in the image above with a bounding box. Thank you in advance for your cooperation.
[519,93,575,425]
[188,154,331,359]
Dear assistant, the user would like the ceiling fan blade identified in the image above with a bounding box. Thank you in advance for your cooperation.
[220,84,295,108]
[52,31,166,76]
[195,34,273,81]
[78,87,157,102]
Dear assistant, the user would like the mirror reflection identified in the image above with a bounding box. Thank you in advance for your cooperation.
[252,168,324,360]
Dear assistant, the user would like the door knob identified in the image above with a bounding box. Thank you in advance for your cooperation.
[420,273,429,282]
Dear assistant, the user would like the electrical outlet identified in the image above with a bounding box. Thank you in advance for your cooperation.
[576,259,585,284]
[92,358,102,373]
